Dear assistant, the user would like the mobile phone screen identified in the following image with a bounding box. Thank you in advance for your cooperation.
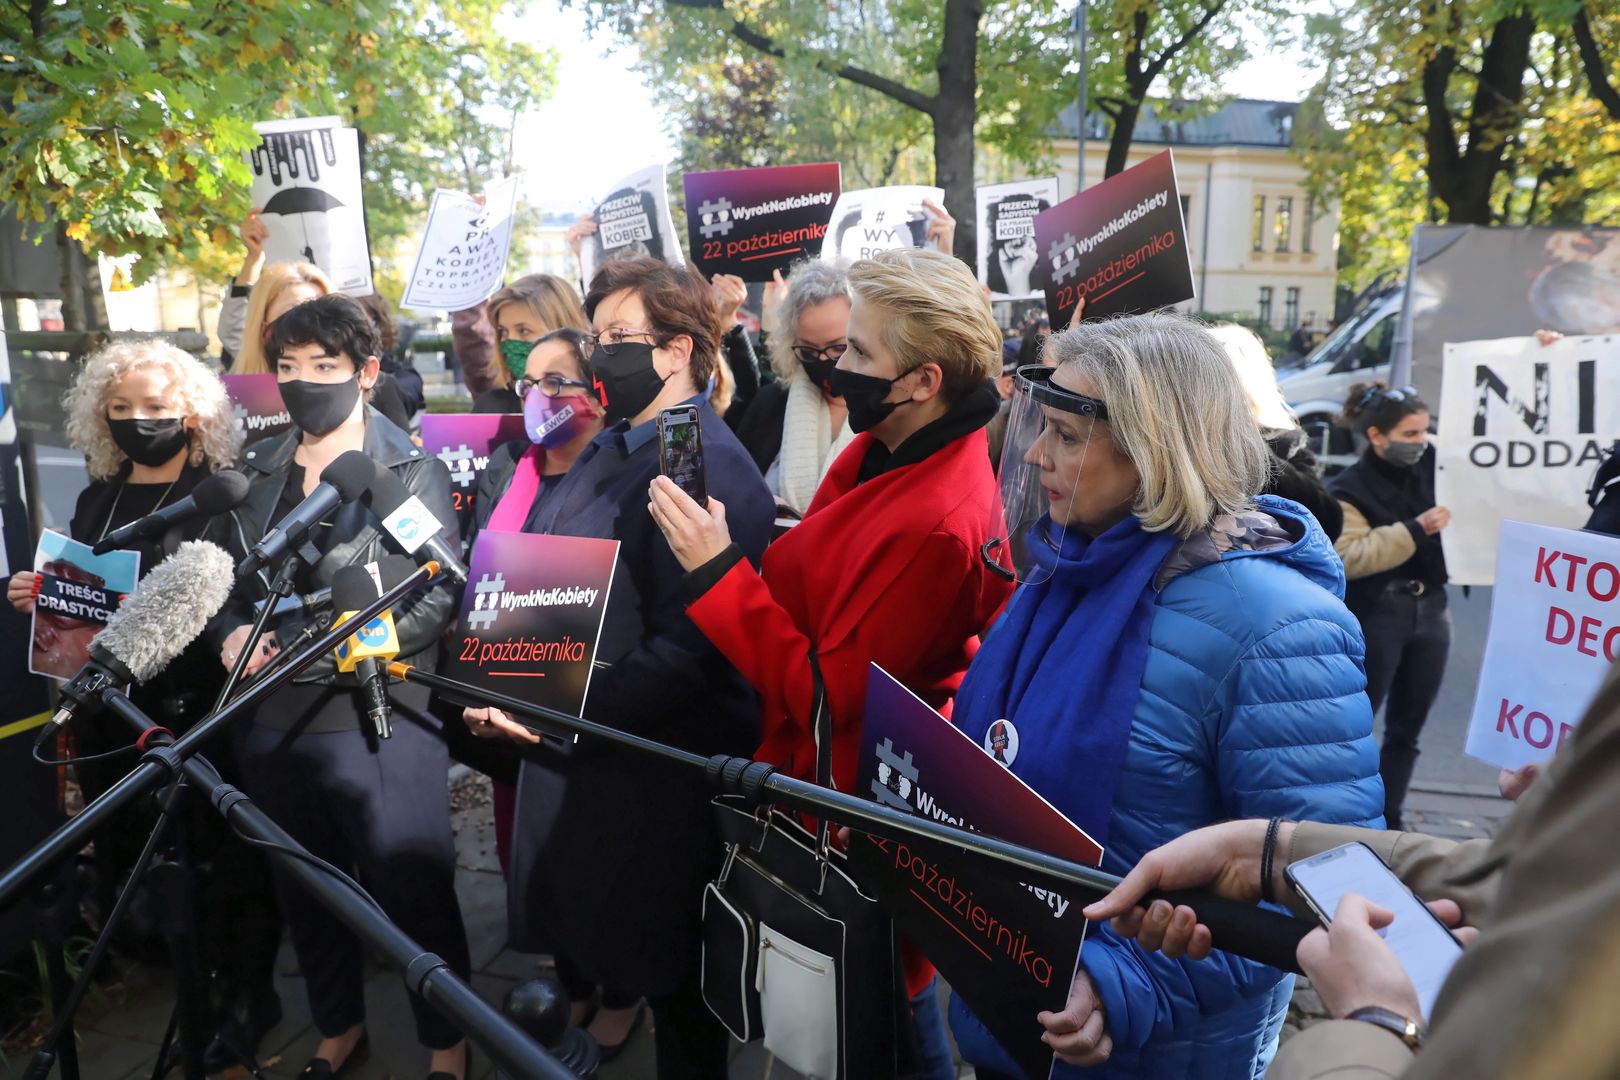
[658,408,707,507]
[1286,842,1462,1020]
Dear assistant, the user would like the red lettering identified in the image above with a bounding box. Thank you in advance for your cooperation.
[1524,712,1554,749]
[1547,606,1575,645]
[1563,553,1589,592]
[459,637,477,661]
[1589,562,1620,602]
[1578,616,1602,657]
[1535,546,1560,585]
[1608,626,1620,663]
[1496,699,1522,738]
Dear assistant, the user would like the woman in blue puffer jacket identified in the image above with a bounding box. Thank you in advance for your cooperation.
[952,312,1385,1080]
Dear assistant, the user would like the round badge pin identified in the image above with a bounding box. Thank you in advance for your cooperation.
[985,719,1019,767]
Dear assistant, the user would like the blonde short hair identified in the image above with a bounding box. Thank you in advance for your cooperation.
[1206,323,1296,430]
[64,340,243,480]
[847,249,1000,401]
[235,262,334,374]
[1045,313,1270,537]
[488,274,589,387]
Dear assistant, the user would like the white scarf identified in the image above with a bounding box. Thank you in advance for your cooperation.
[778,373,855,514]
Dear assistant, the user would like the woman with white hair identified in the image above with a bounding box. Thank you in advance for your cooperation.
[1209,322,1342,540]
[734,259,858,513]
[949,312,1384,1079]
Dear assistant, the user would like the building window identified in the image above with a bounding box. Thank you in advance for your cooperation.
[1302,197,1314,254]
[1285,287,1301,328]
[1258,286,1274,327]
[1274,197,1293,252]
[1251,196,1266,252]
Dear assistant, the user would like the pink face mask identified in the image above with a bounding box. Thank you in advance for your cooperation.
[524,386,600,449]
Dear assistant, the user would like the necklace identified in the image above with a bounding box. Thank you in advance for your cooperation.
[99,474,181,542]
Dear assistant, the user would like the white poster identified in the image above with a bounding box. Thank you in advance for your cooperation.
[401,176,522,312]
[580,164,684,284]
[976,178,1058,300]
[1465,520,1620,768]
[1435,334,1620,584]
[820,185,945,263]
[246,119,373,296]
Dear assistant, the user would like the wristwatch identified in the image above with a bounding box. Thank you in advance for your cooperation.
[1345,1006,1424,1050]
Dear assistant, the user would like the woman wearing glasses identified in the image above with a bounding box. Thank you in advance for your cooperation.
[734,259,857,514]
[1329,382,1451,829]
[465,258,775,1078]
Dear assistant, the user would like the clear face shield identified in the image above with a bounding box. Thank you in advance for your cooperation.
[982,365,1108,585]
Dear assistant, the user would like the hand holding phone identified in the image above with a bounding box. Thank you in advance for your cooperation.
[657,405,708,508]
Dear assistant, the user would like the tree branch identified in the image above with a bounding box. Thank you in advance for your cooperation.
[1573,5,1620,121]
[1142,0,1230,88]
[1421,42,1462,206]
[724,17,937,116]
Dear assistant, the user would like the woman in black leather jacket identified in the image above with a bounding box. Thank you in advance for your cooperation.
[208,295,470,1080]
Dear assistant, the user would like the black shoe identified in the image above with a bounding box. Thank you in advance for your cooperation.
[426,1040,470,1080]
[593,1000,647,1063]
[299,1031,370,1077]
[202,988,283,1072]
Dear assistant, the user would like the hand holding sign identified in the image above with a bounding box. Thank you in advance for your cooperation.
[464,704,540,744]
[8,570,37,614]
[1039,969,1111,1067]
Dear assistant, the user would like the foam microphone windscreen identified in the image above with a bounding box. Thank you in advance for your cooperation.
[93,540,237,682]
[191,469,252,515]
[322,450,378,504]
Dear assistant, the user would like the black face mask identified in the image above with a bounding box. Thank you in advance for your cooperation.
[107,417,189,467]
[826,366,912,433]
[280,377,361,437]
[799,356,840,396]
[589,342,670,425]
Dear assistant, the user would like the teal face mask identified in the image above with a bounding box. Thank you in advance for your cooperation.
[500,338,534,383]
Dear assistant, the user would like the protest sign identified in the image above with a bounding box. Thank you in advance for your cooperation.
[247,117,372,296]
[1465,521,1620,768]
[401,176,522,311]
[420,413,528,537]
[977,179,1059,300]
[29,529,139,681]
[447,530,618,730]
[221,374,294,444]
[682,163,842,280]
[1435,334,1620,585]
[1032,150,1193,327]
[847,665,1102,1080]
[580,164,685,283]
[820,185,945,262]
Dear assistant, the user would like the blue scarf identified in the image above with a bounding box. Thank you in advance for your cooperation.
[954,515,1179,846]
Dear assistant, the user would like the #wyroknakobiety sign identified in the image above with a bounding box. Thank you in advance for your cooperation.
[683,163,842,280]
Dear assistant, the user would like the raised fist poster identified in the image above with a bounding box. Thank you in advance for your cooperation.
[977,179,1059,300]
[221,374,293,444]
[682,163,842,280]
[420,413,528,537]
[29,530,139,681]
[580,164,685,284]
[448,530,619,730]
[1032,150,1193,327]
[848,664,1102,1080]
[402,176,522,312]
[820,185,945,262]
[246,115,373,296]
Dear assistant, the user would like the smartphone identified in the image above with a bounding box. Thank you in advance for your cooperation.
[1285,842,1463,1020]
[657,405,708,507]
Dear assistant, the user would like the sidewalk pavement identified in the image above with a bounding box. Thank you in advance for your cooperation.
[8,774,1514,1079]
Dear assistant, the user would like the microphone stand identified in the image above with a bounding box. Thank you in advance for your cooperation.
[213,547,309,711]
[395,665,1312,975]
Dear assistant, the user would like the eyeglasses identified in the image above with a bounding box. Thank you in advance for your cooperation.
[581,327,661,359]
[792,342,849,366]
[1357,384,1420,407]
[517,374,594,398]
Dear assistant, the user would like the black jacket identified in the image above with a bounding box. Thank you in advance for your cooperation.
[733,378,790,474]
[1328,445,1448,609]
[1262,426,1343,542]
[209,408,460,685]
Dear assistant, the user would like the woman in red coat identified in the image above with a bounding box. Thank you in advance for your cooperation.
[648,247,1013,1080]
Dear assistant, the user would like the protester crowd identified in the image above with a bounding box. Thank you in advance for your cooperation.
[10,184,1620,1080]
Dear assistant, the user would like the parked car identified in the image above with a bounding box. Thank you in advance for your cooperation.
[1276,285,1403,471]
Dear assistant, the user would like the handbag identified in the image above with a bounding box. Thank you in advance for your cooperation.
[700,652,902,1080]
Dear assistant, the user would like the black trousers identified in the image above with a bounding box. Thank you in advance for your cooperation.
[648,981,730,1080]
[234,685,470,1049]
[1354,585,1452,828]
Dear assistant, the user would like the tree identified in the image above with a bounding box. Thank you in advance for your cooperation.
[0,0,553,321]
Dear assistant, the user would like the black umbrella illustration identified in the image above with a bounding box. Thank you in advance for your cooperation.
[261,187,346,264]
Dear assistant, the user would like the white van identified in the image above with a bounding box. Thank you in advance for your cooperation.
[1275,288,1404,469]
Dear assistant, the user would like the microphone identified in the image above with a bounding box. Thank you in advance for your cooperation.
[91,470,252,556]
[237,450,374,579]
[37,541,237,749]
[364,461,468,584]
[331,556,416,739]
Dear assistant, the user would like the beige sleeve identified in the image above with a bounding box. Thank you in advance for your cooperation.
[1334,502,1419,580]
[1266,1021,1414,1078]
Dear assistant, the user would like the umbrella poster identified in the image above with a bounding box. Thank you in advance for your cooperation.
[977,178,1059,300]
[580,164,685,284]
[401,176,523,312]
[681,163,842,280]
[1032,150,1193,327]
[29,529,139,681]
[847,664,1102,1080]
[819,185,944,263]
[247,116,373,296]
